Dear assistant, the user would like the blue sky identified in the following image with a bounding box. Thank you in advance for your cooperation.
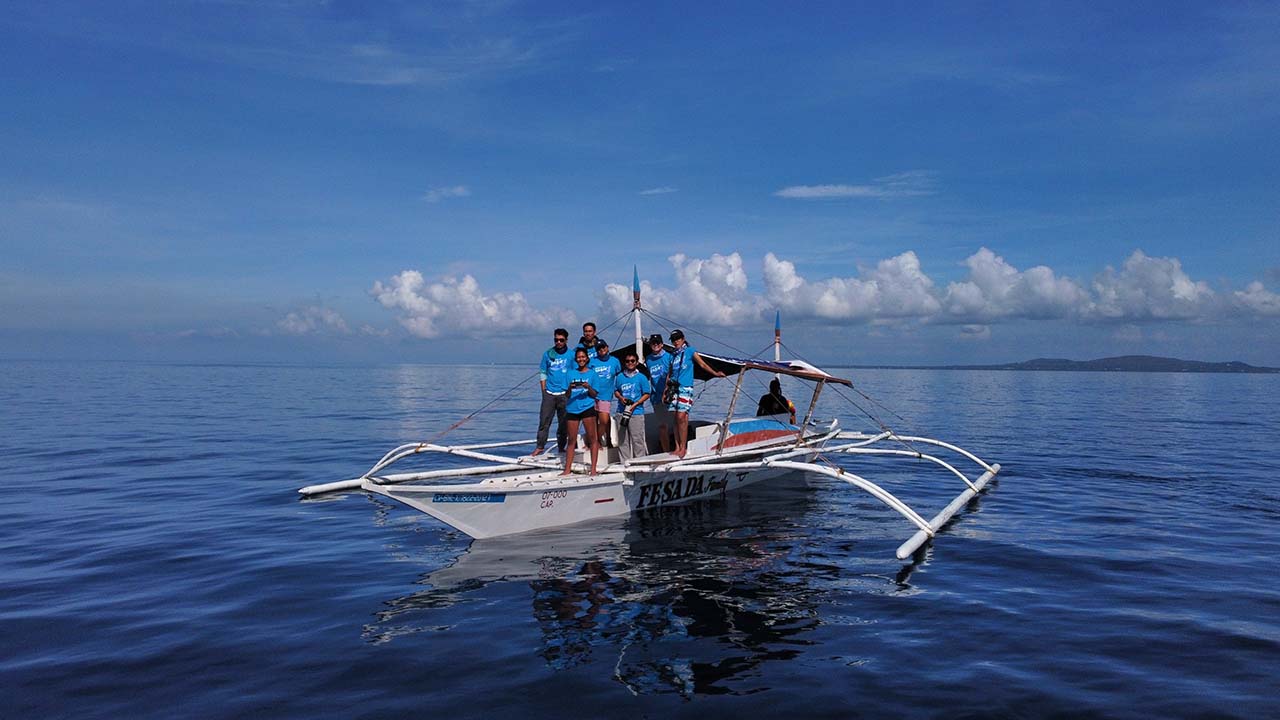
[3,1,1278,365]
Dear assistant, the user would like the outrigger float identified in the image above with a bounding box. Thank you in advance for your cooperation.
[300,272,1001,561]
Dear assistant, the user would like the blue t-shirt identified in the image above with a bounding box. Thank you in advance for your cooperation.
[670,344,697,387]
[589,354,621,398]
[614,370,652,415]
[646,349,672,407]
[566,368,596,414]
[540,346,573,393]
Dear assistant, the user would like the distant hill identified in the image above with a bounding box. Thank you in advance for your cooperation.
[866,355,1280,373]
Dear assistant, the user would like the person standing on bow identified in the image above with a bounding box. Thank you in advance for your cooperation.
[612,350,652,462]
[644,334,674,454]
[576,321,598,355]
[532,328,572,458]
[664,329,725,458]
[590,338,621,449]
[561,347,600,475]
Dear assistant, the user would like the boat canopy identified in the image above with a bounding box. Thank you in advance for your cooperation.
[693,352,853,385]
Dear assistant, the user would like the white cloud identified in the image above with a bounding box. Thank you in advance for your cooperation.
[423,185,471,203]
[601,253,765,325]
[942,247,1091,322]
[276,306,351,336]
[372,271,573,338]
[761,251,940,322]
[1090,250,1216,321]
[639,186,678,195]
[1234,281,1280,316]
[374,250,1278,341]
[774,170,936,199]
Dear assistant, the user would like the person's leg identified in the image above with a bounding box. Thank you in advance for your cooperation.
[554,394,568,452]
[561,418,580,475]
[654,405,672,453]
[534,391,555,453]
[582,415,599,474]
[674,411,688,457]
[627,415,646,460]
[597,411,611,448]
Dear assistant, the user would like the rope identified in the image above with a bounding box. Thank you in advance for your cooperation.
[639,308,755,357]
[777,339,924,455]
[425,370,542,443]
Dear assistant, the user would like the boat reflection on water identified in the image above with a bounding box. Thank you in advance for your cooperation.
[364,477,901,697]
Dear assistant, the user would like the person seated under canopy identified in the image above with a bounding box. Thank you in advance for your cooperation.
[756,378,796,425]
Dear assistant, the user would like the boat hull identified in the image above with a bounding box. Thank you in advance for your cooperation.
[365,462,803,539]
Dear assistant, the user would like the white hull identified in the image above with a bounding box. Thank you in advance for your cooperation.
[365,462,802,539]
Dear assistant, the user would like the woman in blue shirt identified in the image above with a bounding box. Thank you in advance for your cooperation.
[562,347,601,475]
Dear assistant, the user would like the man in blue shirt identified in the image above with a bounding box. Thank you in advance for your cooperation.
[612,350,652,462]
[664,329,725,458]
[644,334,674,453]
[576,321,598,355]
[589,338,622,448]
[532,328,572,457]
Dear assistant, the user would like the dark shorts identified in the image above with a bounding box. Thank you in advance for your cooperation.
[567,408,598,421]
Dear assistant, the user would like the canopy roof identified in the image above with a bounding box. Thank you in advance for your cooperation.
[694,352,853,385]
[610,343,852,385]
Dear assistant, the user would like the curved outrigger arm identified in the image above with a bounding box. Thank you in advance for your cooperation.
[672,428,1001,561]
[661,456,939,545]
[829,430,1001,559]
[298,438,559,496]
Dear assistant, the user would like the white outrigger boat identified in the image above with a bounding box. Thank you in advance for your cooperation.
[300,274,1001,561]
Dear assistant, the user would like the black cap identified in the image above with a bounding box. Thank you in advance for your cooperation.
[595,338,609,349]
[647,334,663,345]
[669,329,685,341]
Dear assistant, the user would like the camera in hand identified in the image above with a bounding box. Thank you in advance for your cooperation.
[619,406,634,429]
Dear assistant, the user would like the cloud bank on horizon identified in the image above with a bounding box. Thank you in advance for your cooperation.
[357,247,1280,342]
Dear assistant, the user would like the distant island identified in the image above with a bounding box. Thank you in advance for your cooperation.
[860,355,1280,374]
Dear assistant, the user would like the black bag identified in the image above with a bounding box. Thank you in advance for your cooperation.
[662,383,677,405]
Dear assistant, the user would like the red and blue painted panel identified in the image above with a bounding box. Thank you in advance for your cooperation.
[719,418,800,449]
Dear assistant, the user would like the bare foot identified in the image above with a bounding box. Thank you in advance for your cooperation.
[558,471,573,476]
[673,449,686,458]
[530,447,545,457]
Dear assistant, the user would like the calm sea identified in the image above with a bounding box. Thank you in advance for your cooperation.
[2,361,1277,719]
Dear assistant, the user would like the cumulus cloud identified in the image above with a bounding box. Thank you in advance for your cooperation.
[774,171,937,199]
[762,251,940,321]
[1090,250,1215,321]
[423,185,471,203]
[370,250,1277,341]
[372,271,573,338]
[607,248,1278,331]
[600,253,765,325]
[276,306,350,335]
[942,247,1091,322]
[1234,281,1280,315]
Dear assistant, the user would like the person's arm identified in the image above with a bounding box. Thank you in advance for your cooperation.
[538,352,548,392]
[693,352,726,378]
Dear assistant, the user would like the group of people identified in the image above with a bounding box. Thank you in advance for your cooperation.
[533,322,724,475]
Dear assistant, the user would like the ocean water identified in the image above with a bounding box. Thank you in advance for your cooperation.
[2,361,1277,719]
